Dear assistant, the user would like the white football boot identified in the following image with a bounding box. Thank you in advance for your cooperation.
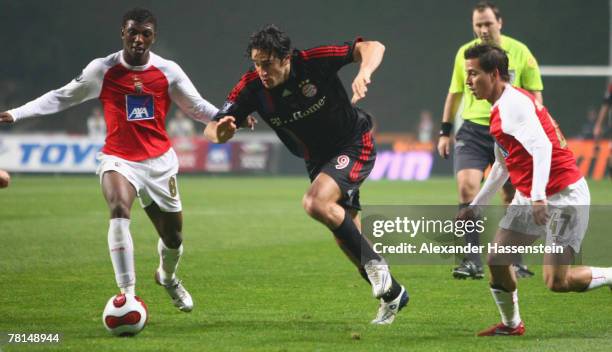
[155,270,193,312]
[364,259,392,298]
[371,285,409,325]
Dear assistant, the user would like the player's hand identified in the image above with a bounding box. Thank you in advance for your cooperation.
[437,136,451,159]
[242,115,258,131]
[351,71,371,104]
[0,112,15,123]
[216,116,237,143]
[456,205,480,221]
[531,199,549,226]
[0,169,10,189]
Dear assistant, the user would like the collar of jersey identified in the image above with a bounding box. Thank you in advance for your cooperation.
[492,83,513,109]
[119,50,153,71]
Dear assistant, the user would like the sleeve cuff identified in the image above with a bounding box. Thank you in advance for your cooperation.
[530,192,547,201]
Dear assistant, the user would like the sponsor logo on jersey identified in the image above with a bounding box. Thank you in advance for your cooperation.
[335,155,350,169]
[269,96,328,127]
[301,83,317,97]
[132,76,144,94]
[126,95,155,121]
[220,101,234,114]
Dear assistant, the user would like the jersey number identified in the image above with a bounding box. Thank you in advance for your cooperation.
[168,176,177,198]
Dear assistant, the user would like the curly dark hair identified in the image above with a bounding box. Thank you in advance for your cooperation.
[122,8,157,29]
[246,24,291,59]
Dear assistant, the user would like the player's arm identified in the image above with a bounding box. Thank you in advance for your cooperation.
[204,73,257,143]
[351,40,385,104]
[437,92,463,158]
[168,62,219,123]
[438,47,465,158]
[457,145,509,220]
[204,116,237,143]
[501,99,552,225]
[0,59,104,123]
[471,145,509,206]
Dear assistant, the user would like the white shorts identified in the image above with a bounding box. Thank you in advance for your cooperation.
[498,178,590,253]
[96,148,182,212]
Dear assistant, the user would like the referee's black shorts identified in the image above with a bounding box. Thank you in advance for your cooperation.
[306,130,376,211]
[453,120,496,173]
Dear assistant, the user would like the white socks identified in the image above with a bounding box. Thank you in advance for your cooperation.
[108,218,135,295]
[157,239,183,285]
[490,287,521,328]
[587,267,612,291]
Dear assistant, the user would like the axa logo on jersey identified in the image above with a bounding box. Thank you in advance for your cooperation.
[126,95,155,121]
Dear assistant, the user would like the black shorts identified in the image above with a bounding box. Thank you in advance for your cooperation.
[453,120,496,173]
[306,130,376,211]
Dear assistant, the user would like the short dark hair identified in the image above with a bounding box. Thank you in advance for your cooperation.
[473,1,502,20]
[246,24,291,59]
[464,44,510,81]
[122,8,157,29]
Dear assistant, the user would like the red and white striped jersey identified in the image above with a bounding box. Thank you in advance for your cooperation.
[9,51,217,161]
[489,84,582,199]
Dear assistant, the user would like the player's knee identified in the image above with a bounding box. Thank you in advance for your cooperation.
[458,184,478,203]
[108,202,131,218]
[486,252,505,266]
[302,194,330,222]
[544,276,570,292]
[161,233,182,249]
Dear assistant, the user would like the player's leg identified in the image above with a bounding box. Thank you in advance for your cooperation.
[452,121,492,278]
[542,254,612,291]
[144,203,183,282]
[351,208,408,325]
[101,171,138,295]
[141,150,193,312]
[541,178,612,292]
[454,168,486,277]
[302,173,385,279]
[500,180,534,278]
[302,174,407,323]
[501,180,516,206]
[144,204,192,312]
[478,228,535,336]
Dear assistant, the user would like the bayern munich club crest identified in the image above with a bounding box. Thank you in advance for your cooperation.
[335,155,350,169]
[301,83,317,97]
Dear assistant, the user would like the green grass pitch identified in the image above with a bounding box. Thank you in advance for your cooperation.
[0,176,610,351]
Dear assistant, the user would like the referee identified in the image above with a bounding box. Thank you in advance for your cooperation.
[437,1,543,279]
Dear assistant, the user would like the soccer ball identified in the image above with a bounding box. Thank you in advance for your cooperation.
[102,293,148,336]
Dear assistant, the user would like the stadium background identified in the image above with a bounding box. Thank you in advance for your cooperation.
[1,0,609,133]
[0,0,610,178]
